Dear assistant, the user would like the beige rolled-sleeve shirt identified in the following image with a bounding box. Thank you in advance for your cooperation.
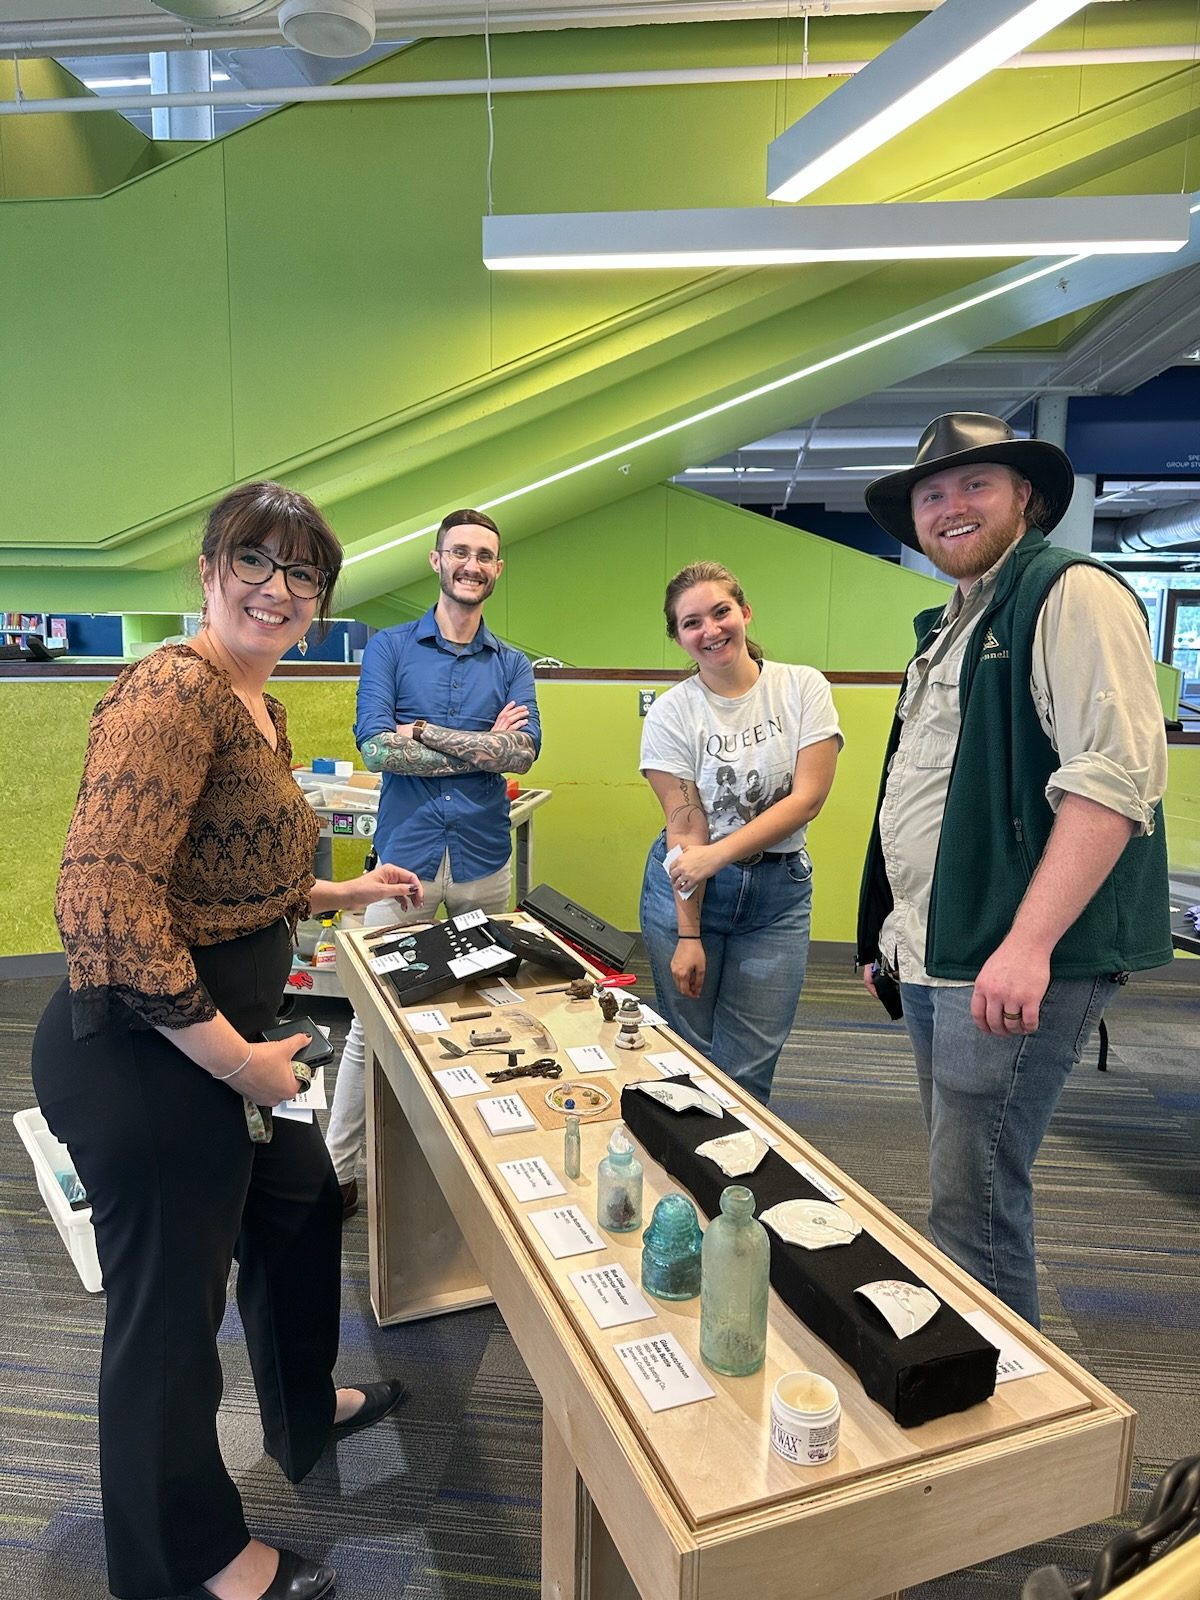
[878,546,1167,987]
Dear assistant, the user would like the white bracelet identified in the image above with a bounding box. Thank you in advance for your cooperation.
[215,1044,254,1082]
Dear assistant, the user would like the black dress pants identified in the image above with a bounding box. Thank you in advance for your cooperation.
[32,922,343,1599]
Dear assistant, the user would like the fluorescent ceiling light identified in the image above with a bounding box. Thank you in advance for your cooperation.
[345,250,1088,571]
[84,72,230,88]
[482,197,1190,271]
[767,0,1094,202]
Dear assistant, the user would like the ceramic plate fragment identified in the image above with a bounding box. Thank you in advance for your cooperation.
[855,1279,940,1338]
[760,1198,861,1249]
[695,1129,768,1176]
[631,1080,724,1118]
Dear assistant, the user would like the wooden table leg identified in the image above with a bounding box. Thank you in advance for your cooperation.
[542,1408,641,1600]
[366,1045,492,1325]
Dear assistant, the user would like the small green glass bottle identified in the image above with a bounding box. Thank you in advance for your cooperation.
[641,1193,703,1301]
[563,1114,581,1180]
[596,1124,643,1232]
[699,1185,770,1377]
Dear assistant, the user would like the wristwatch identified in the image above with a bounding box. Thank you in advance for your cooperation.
[411,719,427,744]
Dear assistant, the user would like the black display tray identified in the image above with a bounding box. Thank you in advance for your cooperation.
[620,1080,998,1427]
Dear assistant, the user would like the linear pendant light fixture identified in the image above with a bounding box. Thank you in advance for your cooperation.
[767,0,1094,202]
[482,196,1191,270]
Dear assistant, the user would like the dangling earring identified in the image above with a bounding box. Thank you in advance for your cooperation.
[297,633,309,657]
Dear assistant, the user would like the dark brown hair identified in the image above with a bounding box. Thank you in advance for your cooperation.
[201,481,343,627]
[663,561,764,667]
[436,509,501,552]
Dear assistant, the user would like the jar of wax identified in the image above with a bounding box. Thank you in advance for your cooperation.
[769,1371,841,1466]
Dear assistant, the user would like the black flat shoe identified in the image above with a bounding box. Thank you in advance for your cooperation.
[332,1379,409,1439]
[339,1179,358,1220]
[190,1547,335,1600]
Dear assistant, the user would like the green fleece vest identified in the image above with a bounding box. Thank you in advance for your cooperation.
[857,530,1172,980]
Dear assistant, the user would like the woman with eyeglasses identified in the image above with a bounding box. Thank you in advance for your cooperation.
[32,483,422,1600]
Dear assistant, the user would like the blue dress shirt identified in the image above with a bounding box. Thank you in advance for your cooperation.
[354,607,541,882]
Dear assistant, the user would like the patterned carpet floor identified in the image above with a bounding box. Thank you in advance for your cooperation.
[1,945,1196,1599]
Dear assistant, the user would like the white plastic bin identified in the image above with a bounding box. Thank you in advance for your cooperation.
[13,1107,103,1293]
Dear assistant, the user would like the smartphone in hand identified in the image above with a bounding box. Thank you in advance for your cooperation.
[871,962,904,1021]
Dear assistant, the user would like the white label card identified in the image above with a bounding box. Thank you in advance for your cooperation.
[735,1109,782,1147]
[963,1308,1049,1384]
[452,908,489,929]
[476,1095,538,1136]
[647,1051,695,1078]
[614,1333,715,1413]
[274,1064,327,1120]
[370,950,411,975]
[567,1045,614,1075]
[662,844,696,901]
[691,1074,737,1109]
[639,1003,667,1026]
[791,1158,845,1202]
[497,1155,567,1202]
[407,1009,449,1033]
[448,946,514,980]
[528,1204,605,1260]
[433,1065,489,1099]
[476,980,524,1007]
[570,1264,657,1330]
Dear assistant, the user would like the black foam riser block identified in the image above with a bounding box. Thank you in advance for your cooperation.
[620,1080,998,1427]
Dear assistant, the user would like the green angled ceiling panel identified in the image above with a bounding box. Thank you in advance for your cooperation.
[3,6,1200,613]
[0,153,234,550]
[0,59,157,199]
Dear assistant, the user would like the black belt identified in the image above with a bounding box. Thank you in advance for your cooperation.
[733,849,801,869]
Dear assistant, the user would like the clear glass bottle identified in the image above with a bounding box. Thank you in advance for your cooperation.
[596,1124,643,1232]
[699,1184,770,1376]
[641,1193,703,1301]
[563,1114,581,1180]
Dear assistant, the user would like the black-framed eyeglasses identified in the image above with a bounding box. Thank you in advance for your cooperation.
[232,546,330,600]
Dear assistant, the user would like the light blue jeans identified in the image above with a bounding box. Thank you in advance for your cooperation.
[900,975,1120,1328]
[639,832,814,1105]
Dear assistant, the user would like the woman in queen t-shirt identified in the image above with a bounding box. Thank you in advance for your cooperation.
[639,561,843,1103]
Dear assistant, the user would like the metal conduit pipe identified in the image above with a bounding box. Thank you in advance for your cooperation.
[1119,503,1200,552]
[1,42,1197,115]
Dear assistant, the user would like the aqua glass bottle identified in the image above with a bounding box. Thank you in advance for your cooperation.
[699,1185,770,1377]
[641,1194,703,1301]
[596,1124,643,1232]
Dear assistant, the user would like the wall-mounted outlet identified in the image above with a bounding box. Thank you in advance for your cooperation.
[639,690,657,717]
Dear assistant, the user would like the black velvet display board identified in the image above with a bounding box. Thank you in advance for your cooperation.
[621,1081,998,1427]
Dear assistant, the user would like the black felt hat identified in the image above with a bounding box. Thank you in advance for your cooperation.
[865,412,1075,549]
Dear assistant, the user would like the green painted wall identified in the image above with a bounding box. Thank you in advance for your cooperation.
[388,483,950,670]
[3,9,1199,612]
[7,676,1198,958]
[0,60,159,199]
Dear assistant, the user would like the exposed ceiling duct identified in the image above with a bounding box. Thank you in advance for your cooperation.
[1118,503,1200,552]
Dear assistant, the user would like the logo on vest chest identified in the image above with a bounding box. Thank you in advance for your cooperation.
[981,627,1010,662]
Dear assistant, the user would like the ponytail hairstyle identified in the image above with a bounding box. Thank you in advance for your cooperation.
[663,561,764,670]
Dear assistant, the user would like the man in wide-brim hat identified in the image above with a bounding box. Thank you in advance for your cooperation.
[856,412,1170,1327]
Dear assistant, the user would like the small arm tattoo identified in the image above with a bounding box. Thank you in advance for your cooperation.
[416,725,536,774]
[667,777,707,829]
[359,733,477,777]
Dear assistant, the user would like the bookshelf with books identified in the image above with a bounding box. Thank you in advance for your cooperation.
[1,613,68,652]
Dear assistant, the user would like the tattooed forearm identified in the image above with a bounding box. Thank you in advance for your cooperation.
[416,725,536,774]
[667,778,707,830]
[359,733,477,777]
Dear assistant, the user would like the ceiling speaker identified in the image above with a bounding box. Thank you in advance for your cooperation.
[278,0,376,55]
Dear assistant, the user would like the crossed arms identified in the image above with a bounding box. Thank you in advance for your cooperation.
[359,701,536,778]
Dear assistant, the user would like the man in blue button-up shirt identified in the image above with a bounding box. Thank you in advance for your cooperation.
[326,511,541,1211]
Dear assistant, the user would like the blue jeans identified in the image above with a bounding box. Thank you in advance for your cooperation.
[639,832,813,1105]
[900,976,1119,1328]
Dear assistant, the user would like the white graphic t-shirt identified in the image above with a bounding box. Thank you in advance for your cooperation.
[639,661,843,852]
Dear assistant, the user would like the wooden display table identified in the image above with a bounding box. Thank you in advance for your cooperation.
[339,918,1135,1600]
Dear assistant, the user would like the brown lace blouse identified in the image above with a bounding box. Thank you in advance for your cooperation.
[57,645,319,1038]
